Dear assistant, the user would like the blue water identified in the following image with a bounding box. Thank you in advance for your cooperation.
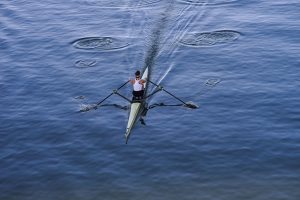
[1,0,300,199]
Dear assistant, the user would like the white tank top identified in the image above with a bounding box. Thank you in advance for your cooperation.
[133,79,143,91]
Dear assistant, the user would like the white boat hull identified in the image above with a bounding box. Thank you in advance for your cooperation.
[125,67,149,143]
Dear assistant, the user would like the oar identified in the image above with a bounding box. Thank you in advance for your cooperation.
[80,80,130,112]
[148,80,198,109]
[96,80,130,106]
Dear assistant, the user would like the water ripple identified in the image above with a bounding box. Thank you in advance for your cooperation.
[75,60,97,68]
[83,0,162,9]
[72,37,130,51]
[176,0,239,5]
[205,78,221,86]
[180,30,241,47]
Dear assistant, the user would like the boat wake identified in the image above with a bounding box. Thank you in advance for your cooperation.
[74,0,235,112]
[126,1,208,84]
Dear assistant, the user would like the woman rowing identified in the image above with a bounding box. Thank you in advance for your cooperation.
[130,70,146,101]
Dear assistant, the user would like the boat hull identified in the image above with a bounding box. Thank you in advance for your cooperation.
[125,68,149,143]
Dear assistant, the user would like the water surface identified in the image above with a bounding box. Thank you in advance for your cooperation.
[1,0,300,199]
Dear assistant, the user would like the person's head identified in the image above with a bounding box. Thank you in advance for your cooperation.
[135,70,140,78]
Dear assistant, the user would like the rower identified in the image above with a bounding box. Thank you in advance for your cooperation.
[130,70,146,101]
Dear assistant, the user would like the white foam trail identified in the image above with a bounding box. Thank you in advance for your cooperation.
[124,0,149,79]
[156,63,174,86]
[157,2,208,58]
[126,0,209,89]
[150,1,208,85]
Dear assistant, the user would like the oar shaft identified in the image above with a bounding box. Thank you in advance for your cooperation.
[162,89,187,105]
[96,80,130,106]
[148,80,188,106]
[117,80,130,90]
[97,93,113,105]
[144,88,161,99]
[114,92,132,103]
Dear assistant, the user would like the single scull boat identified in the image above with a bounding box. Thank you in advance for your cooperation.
[83,66,199,144]
[125,67,149,143]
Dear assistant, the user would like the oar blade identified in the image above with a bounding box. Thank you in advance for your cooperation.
[184,101,199,109]
[79,104,98,112]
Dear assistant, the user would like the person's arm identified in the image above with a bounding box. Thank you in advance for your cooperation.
[129,79,134,84]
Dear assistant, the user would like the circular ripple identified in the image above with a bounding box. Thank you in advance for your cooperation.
[138,0,162,5]
[205,78,221,86]
[75,60,97,68]
[84,0,162,8]
[74,96,86,100]
[72,37,130,51]
[180,30,241,47]
[176,0,238,5]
